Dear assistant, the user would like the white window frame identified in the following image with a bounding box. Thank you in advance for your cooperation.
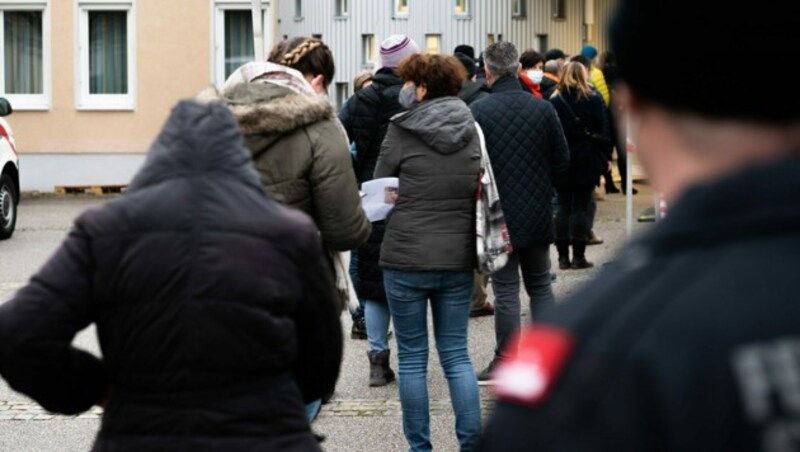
[212,1,271,86]
[362,34,376,67]
[0,0,51,111]
[335,0,348,18]
[552,0,565,20]
[393,0,408,18]
[75,0,136,111]
[425,34,441,55]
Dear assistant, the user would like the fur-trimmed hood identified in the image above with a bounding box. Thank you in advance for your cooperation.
[197,82,335,136]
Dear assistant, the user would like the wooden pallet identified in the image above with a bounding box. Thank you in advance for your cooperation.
[54,185,127,195]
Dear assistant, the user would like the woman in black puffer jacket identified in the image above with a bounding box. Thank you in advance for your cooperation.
[0,100,342,451]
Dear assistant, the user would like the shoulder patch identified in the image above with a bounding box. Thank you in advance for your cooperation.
[492,325,575,406]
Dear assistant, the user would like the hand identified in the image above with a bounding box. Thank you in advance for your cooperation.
[310,75,326,95]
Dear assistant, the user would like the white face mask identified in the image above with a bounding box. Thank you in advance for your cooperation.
[527,70,544,84]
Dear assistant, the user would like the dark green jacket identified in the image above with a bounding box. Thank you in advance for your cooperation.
[217,83,371,251]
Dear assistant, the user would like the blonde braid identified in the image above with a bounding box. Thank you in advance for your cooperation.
[281,39,323,67]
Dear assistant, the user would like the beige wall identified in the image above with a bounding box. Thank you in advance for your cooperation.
[13,0,212,154]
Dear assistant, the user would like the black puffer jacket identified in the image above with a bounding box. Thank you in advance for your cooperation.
[470,76,570,248]
[550,89,611,189]
[339,68,406,184]
[0,101,342,451]
[339,68,406,302]
[375,97,480,271]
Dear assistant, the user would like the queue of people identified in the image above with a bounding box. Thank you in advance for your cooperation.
[1,1,798,450]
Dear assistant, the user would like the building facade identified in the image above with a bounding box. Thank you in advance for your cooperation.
[1,0,619,191]
[276,0,619,109]
[1,0,277,191]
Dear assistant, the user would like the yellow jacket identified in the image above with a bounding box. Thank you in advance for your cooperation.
[590,66,610,107]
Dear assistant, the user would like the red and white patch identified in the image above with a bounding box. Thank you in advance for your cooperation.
[492,325,575,405]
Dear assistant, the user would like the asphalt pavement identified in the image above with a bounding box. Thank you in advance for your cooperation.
[0,187,654,451]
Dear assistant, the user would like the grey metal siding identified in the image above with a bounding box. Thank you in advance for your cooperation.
[277,0,615,88]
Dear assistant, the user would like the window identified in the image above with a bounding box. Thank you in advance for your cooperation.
[362,34,376,66]
[335,0,348,17]
[536,34,548,53]
[512,0,527,17]
[77,1,135,110]
[213,3,271,86]
[454,0,467,15]
[487,34,495,46]
[552,0,565,19]
[312,33,322,39]
[0,1,50,110]
[294,0,302,19]
[335,82,349,111]
[426,34,441,54]
[394,0,408,16]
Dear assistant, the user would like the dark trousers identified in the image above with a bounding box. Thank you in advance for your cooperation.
[491,245,555,356]
[555,187,593,258]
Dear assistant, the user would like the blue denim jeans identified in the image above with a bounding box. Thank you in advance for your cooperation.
[365,299,391,353]
[383,269,481,452]
[305,399,321,423]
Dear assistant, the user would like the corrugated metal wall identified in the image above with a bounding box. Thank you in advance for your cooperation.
[276,0,617,87]
[592,0,618,54]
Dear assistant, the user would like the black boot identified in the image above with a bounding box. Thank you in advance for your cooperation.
[556,240,571,270]
[571,242,594,269]
[368,350,396,387]
[351,317,367,340]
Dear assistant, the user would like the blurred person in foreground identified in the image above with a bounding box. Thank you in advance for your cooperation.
[478,1,800,450]
[470,42,569,384]
[0,100,342,451]
[375,53,482,451]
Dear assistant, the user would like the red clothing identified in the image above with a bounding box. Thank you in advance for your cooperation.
[519,73,543,99]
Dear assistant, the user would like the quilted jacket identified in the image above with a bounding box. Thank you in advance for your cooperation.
[470,76,570,248]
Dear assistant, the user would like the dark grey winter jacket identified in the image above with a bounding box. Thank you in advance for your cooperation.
[374,97,480,272]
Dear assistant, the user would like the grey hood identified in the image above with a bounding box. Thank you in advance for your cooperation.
[392,97,476,155]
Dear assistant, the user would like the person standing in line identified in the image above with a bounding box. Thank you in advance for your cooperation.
[375,53,482,452]
[580,45,610,107]
[549,62,611,270]
[0,100,343,451]
[518,50,545,98]
[210,37,371,420]
[478,1,800,450]
[454,50,494,318]
[541,60,561,100]
[340,35,420,386]
[470,42,570,384]
[600,50,637,194]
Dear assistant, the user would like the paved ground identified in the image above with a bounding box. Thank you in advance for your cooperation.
[0,187,655,451]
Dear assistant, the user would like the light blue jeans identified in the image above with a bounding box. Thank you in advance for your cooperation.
[365,299,391,353]
[383,269,481,452]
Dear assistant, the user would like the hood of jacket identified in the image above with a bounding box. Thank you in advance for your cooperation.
[128,100,262,193]
[198,81,335,138]
[391,97,476,155]
[459,80,490,104]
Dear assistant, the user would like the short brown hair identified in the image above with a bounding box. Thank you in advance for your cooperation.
[396,54,466,101]
[268,37,335,89]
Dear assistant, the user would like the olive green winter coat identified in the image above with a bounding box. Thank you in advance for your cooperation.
[208,82,371,251]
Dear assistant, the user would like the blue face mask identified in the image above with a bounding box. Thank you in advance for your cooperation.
[399,85,418,109]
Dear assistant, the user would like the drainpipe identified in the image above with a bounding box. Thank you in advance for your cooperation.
[584,0,595,43]
[252,0,265,60]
